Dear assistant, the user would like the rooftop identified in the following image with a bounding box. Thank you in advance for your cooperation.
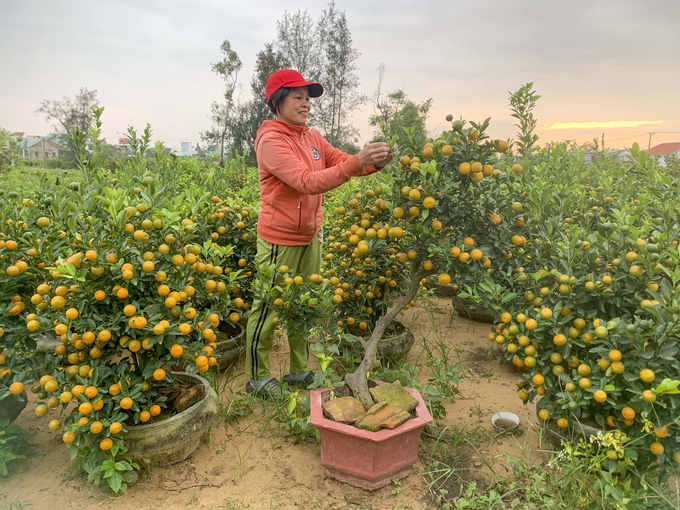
[649,142,680,155]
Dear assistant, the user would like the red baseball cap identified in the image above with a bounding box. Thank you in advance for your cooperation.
[265,69,323,102]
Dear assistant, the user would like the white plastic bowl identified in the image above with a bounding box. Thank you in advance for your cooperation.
[491,411,520,432]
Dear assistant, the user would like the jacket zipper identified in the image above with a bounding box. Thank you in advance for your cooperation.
[297,199,302,229]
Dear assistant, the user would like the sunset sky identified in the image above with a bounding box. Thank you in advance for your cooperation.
[1,0,679,151]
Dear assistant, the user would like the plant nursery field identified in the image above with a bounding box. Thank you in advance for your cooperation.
[2,108,680,509]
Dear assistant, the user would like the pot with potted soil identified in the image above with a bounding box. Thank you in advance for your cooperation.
[451,295,495,323]
[424,275,458,298]
[214,321,246,370]
[338,319,415,366]
[536,405,605,451]
[310,379,432,490]
[124,371,218,465]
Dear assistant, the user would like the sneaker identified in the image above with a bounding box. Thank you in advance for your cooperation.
[282,371,316,387]
[245,377,291,400]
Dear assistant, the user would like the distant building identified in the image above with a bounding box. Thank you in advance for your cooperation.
[649,142,680,156]
[584,150,631,164]
[649,142,680,166]
[16,133,37,157]
[19,136,65,159]
[114,137,131,151]
[172,141,196,157]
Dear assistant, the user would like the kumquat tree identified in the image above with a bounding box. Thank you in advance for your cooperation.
[310,117,524,408]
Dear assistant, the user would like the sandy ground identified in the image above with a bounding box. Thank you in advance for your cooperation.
[0,297,548,510]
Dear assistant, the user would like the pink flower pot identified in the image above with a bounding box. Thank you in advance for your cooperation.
[310,381,432,490]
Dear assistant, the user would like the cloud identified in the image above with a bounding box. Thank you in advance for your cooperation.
[543,120,665,131]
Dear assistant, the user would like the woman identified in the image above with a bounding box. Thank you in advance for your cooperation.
[245,69,393,399]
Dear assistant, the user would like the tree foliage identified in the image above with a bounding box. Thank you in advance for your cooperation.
[311,2,365,151]
[200,40,242,167]
[0,128,19,171]
[35,88,99,148]
[269,2,363,152]
[275,10,319,80]
[369,65,432,142]
[229,43,289,165]
[206,3,364,163]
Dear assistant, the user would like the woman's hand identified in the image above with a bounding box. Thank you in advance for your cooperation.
[357,142,391,168]
[374,145,395,169]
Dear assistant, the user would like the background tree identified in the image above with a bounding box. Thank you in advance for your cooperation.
[229,43,289,165]
[208,3,364,164]
[35,87,99,146]
[275,10,320,80]
[201,40,242,167]
[0,128,20,171]
[368,64,432,142]
[271,2,363,153]
[313,2,364,152]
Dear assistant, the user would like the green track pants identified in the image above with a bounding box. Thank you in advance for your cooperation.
[245,235,321,380]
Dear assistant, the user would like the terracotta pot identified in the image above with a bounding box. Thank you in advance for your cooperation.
[310,381,433,490]
[338,320,415,366]
[124,372,218,466]
[215,321,246,370]
[451,296,495,323]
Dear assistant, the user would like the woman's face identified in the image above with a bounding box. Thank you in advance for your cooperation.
[277,86,311,126]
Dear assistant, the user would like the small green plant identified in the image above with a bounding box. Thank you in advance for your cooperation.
[309,349,343,390]
[0,419,37,478]
[440,481,505,510]
[282,391,319,444]
[85,458,139,495]
[233,442,253,480]
[430,449,680,510]
[391,477,402,496]
[0,494,33,510]
[218,498,252,510]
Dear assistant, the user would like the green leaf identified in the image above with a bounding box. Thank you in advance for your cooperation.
[110,470,123,493]
[115,461,132,471]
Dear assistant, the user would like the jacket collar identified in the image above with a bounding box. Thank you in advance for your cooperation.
[255,120,310,150]
[264,119,308,136]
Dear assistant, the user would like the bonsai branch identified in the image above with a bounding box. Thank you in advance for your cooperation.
[344,265,435,409]
[345,333,368,349]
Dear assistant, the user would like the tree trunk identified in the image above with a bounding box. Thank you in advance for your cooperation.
[344,265,434,410]
[220,136,225,168]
